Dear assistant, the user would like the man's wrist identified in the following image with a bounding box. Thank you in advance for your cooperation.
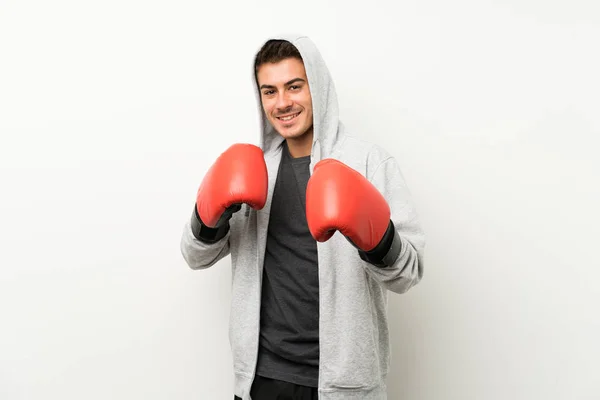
[358,220,402,268]
[190,204,230,244]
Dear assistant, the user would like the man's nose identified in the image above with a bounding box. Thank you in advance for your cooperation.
[276,92,293,110]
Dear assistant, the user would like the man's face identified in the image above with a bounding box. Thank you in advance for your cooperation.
[256,57,314,141]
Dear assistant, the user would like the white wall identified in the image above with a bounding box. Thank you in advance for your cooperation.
[1,0,598,399]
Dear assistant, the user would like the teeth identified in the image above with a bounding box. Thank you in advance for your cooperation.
[279,112,299,121]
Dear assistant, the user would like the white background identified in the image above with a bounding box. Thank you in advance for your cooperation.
[1,0,599,399]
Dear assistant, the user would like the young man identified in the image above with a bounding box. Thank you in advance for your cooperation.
[180,35,425,400]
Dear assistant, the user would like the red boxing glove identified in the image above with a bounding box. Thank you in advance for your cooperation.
[306,158,390,251]
[195,143,268,233]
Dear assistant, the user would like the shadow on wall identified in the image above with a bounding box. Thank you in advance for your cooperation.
[386,288,427,399]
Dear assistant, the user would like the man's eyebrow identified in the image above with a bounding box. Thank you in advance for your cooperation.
[260,78,306,90]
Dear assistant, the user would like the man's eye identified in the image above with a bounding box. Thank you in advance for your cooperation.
[290,85,300,90]
[263,90,274,95]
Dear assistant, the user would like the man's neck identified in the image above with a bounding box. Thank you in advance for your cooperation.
[286,130,314,158]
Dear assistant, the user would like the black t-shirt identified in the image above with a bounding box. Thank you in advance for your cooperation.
[255,141,320,387]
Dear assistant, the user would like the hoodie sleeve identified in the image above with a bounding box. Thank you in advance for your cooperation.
[179,210,231,270]
[361,156,426,294]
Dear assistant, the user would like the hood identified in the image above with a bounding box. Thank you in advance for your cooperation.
[252,34,344,162]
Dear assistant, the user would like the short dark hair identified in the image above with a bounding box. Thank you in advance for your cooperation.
[254,39,303,75]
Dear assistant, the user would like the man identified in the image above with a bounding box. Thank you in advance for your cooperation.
[180,35,425,400]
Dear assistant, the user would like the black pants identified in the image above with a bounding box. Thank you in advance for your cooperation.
[234,375,318,400]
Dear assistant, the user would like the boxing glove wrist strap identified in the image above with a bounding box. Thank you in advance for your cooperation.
[358,220,402,268]
[190,205,230,244]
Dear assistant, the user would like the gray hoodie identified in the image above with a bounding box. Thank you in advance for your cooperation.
[180,34,426,399]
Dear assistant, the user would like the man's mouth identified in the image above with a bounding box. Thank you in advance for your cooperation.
[276,111,301,122]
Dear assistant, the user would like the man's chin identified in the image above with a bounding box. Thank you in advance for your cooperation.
[270,119,313,140]
[278,129,307,140]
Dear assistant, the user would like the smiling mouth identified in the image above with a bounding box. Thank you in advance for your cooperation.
[276,111,301,122]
